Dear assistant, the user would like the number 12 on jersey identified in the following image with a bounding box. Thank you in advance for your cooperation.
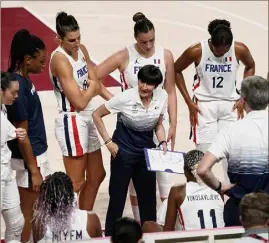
[212,76,224,88]
[197,209,217,229]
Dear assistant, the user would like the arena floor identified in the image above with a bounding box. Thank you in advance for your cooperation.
[1,1,268,239]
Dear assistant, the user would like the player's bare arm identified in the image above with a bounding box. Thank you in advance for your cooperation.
[94,48,129,81]
[51,53,99,110]
[235,41,255,78]
[163,185,185,231]
[80,44,113,101]
[164,49,177,150]
[13,120,43,192]
[174,43,202,126]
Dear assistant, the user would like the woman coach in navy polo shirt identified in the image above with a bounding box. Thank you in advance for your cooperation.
[93,64,168,236]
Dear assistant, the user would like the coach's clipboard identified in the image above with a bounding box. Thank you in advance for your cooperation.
[144,148,185,174]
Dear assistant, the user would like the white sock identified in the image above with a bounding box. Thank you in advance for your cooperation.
[131,205,141,222]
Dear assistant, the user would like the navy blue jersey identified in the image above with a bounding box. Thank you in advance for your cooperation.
[7,73,48,158]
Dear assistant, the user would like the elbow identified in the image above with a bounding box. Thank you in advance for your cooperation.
[92,111,99,124]
[72,102,88,111]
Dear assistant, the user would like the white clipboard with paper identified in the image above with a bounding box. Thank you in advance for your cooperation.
[144,148,185,174]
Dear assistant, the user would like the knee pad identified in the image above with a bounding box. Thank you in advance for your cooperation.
[129,180,137,197]
[156,172,173,199]
[2,207,25,242]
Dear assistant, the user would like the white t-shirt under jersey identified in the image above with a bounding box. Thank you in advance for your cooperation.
[49,46,93,113]
[193,40,240,101]
[178,182,225,230]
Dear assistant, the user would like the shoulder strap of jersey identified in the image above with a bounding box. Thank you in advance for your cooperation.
[126,44,139,61]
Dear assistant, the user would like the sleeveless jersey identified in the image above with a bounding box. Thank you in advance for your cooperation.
[121,44,166,90]
[178,182,224,230]
[49,46,93,112]
[193,40,240,101]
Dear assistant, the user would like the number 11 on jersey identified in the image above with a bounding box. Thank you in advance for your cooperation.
[197,209,217,229]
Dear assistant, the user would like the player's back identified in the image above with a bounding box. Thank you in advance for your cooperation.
[179,182,224,230]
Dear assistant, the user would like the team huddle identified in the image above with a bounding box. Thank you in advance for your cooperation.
[1,10,268,243]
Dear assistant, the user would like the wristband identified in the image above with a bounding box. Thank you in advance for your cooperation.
[158,140,167,148]
[104,138,112,145]
[105,140,112,146]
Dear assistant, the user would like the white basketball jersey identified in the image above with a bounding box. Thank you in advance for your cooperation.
[1,105,16,165]
[193,40,240,101]
[121,44,166,90]
[49,46,93,113]
[46,208,90,241]
[178,182,224,230]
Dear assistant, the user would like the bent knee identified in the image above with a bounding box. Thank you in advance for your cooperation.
[73,180,86,193]
[142,221,163,233]
[86,170,106,185]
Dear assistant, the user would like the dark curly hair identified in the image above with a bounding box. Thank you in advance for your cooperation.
[208,19,233,47]
[32,172,75,236]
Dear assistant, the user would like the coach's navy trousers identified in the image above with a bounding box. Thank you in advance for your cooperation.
[105,148,156,236]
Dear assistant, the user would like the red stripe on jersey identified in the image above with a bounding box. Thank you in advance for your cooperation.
[120,72,129,90]
[177,207,185,230]
[192,97,198,144]
[71,116,83,156]
[192,74,201,91]
[70,103,75,112]
[229,56,232,62]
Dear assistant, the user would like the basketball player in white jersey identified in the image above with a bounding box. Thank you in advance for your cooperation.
[142,150,224,232]
[49,12,109,238]
[1,72,25,242]
[94,12,177,222]
[34,172,102,241]
[174,19,255,183]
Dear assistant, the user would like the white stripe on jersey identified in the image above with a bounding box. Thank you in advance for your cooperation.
[194,40,240,101]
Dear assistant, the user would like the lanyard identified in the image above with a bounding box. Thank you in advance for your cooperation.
[248,234,269,242]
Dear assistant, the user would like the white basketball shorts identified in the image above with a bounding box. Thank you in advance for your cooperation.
[11,150,50,188]
[191,99,237,144]
[55,112,101,157]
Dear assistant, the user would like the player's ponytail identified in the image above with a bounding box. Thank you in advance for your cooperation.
[208,19,233,47]
[133,12,154,37]
[8,29,45,73]
[56,11,79,38]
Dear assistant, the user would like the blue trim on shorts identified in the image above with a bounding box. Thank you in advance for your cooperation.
[63,114,72,156]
